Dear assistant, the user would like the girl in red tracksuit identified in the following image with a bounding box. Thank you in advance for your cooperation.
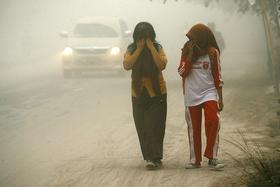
[178,24,224,170]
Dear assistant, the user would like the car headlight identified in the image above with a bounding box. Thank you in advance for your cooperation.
[62,47,73,56]
[110,47,121,56]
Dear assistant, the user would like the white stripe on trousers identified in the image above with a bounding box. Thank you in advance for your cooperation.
[185,107,196,164]
[212,112,220,158]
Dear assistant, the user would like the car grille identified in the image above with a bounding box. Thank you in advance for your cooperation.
[75,48,109,55]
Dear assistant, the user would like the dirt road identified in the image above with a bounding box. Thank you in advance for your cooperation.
[0,52,274,187]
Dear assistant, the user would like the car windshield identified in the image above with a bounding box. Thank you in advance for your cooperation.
[73,23,118,38]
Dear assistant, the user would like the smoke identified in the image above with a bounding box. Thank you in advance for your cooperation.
[0,0,267,77]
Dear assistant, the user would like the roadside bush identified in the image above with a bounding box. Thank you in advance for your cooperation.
[226,130,280,187]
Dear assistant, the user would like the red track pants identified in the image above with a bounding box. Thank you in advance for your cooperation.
[185,100,220,164]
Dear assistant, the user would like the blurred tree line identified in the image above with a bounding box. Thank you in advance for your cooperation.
[151,0,280,95]
[150,0,280,35]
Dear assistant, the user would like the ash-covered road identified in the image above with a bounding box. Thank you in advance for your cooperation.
[0,52,267,187]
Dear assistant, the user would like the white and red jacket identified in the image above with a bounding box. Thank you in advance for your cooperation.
[178,47,223,106]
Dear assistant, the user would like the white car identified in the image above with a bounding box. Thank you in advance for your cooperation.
[60,17,131,77]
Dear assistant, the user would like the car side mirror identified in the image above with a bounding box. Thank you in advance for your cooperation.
[123,30,132,37]
[59,31,69,38]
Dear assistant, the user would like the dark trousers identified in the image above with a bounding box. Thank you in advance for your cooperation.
[132,89,167,161]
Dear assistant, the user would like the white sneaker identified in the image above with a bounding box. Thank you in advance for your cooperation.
[145,160,157,170]
[208,158,224,170]
[185,163,201,169]
[153,159,163,169]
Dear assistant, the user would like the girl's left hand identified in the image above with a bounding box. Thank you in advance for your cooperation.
[146,39,154,50]
[218,99,224,112]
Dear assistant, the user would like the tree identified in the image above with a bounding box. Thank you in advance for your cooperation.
[151,0,280,95]
[151,0,279,35]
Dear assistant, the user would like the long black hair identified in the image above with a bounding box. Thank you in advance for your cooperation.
[131,22,161,97]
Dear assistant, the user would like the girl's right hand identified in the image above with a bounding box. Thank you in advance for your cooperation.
[136,39,145,51]
[178,62,186,76]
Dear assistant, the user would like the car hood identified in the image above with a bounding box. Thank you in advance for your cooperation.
[67,37,121,49]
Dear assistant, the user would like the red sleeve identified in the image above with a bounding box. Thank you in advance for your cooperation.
[209,48,223,89]
[178,51,191,78]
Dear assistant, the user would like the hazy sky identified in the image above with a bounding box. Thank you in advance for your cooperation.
[0,0,266,65]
